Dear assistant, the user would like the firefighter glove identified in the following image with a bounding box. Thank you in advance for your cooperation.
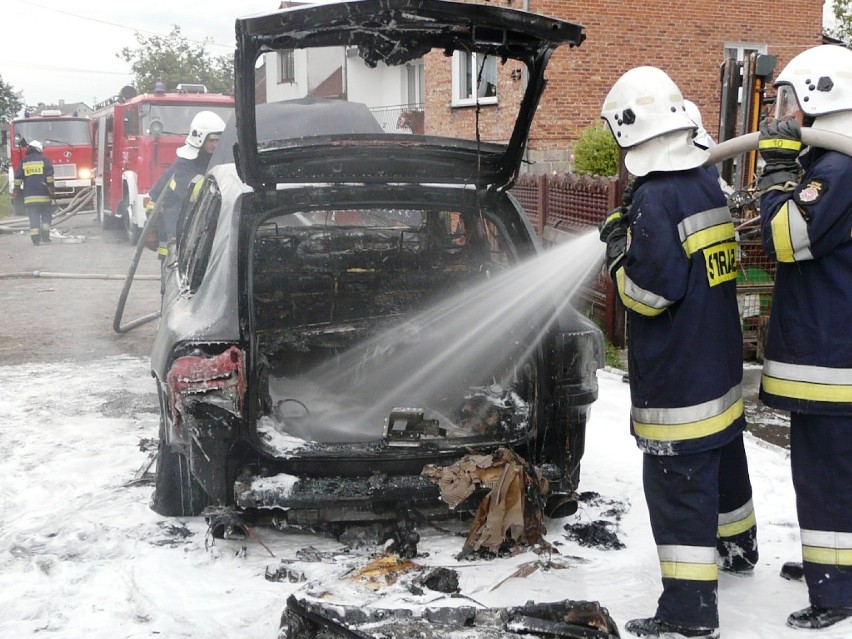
[599,207,627,243]
[599,209,628,278]
[758,118,802,190]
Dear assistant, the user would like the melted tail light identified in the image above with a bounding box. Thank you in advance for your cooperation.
[166,346,246,425]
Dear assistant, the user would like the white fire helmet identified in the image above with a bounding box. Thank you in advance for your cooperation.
[601,66,696,149]
[601,67,707,176]
[28,140,43,153]
[775,44,852,120]
[177,111,226,160]
[683,99,716,149]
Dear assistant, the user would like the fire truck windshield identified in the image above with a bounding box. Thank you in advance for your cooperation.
[13,119,91,147]
[140,104,233,136]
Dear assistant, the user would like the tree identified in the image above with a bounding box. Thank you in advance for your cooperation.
[0,74,24,121]
[118,25,233,95]
[828,0,852,45]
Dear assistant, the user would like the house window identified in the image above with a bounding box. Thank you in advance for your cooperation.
[452,51,497,106]
[724,42,768,102]
[278,50,295,84]
[406,61,424,105]
[724,42,768,63]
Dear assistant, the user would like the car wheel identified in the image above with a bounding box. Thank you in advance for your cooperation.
[151,425,211,517]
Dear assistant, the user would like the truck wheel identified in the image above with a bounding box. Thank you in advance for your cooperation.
[151,421,211,516]
[118,200,141,244]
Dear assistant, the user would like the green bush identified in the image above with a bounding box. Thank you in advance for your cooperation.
[572,122,619,177]
[0,176,11,219]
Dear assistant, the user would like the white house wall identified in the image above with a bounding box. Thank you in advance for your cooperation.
[265,48,408,110]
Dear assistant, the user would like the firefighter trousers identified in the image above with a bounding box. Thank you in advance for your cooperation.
[643,434,757,628]
[27,203,53,243]
[790,412,852,609]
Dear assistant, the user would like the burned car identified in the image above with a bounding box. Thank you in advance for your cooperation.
[150,0,602,530]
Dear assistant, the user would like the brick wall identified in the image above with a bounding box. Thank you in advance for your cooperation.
[438,0,824,171]
[532,1,823,151]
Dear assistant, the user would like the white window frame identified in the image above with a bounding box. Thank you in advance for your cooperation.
[451,51,498,107]
[277,50,295,84]
[724,41,768,62]
[724,42,768,102]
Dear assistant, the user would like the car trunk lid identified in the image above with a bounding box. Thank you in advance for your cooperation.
[233,0,584,191]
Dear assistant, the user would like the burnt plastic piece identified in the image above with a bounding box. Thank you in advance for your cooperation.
[384,407,445,443]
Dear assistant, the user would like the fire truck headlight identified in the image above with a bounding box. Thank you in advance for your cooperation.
[78,168,93,180]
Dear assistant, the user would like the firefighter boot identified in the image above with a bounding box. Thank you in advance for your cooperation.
[780,561,804,581]
[787,606,852,629]
[30,230,41,246]
[625,617,719,639]
[41,225,52,243]
[717,527,758,574]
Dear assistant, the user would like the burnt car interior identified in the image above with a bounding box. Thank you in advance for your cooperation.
[249,198,547,449]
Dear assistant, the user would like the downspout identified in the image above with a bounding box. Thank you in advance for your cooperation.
[522,0,531,171]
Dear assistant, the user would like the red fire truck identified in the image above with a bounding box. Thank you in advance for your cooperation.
[92,85,233,242]
[9,109,94,201]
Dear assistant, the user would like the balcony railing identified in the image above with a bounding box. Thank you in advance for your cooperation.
[369,104,424,134]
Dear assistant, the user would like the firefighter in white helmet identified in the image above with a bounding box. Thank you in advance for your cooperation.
[147,110,226,259]
[598,66,758,639]
[756,44,852,630]
[13,140,56,245]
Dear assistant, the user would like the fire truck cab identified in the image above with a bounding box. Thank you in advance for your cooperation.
[92,87,233,243]
[9,109,94,201]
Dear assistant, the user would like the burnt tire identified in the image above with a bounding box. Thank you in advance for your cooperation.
[151,437,211,517]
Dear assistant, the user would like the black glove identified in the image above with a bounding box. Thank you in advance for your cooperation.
[599,208,628,278]
[758,118,802,190]
[599,207,626,242]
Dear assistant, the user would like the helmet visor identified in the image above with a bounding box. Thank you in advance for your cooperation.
[775,85,801,121]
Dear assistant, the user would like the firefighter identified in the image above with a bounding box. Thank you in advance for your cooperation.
[599,66,758,639]
[147,110,226,259]
[13,140,55,245]
[756,44,852,630]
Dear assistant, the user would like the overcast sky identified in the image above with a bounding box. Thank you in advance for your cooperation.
[0,0,837,110]
[0,0,298,108]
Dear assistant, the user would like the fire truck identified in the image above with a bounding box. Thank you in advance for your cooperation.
[8,109,94,201]
[92,85,234,243]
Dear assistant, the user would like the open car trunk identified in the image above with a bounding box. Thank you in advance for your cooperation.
[248,193,548,465]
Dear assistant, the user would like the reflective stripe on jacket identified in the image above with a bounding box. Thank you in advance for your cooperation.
[14,152,54,204]
[759,148,852,415]
[614,167,746,455]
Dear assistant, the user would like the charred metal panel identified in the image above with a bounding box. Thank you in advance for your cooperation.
[283,595,621,638]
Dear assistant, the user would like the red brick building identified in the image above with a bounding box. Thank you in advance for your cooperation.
[425,0,825,173]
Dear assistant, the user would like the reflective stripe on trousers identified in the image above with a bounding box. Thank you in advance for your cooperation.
[790,412,852,608]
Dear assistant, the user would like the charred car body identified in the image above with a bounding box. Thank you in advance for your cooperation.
[150,0,602,529]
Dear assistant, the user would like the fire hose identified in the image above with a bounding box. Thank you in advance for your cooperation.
[113,193,165,334]
[108,129,852,335]
[705,128,852,167]
[704,128,852,231]
[0,186,95,234]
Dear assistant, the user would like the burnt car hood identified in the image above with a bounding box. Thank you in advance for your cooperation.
[233,0,584,191]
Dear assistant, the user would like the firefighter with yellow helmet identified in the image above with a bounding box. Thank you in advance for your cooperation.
[599,66,758,639]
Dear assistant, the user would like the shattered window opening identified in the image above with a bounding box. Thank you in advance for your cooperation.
[250,205,538,448]
[177,178,222,294]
